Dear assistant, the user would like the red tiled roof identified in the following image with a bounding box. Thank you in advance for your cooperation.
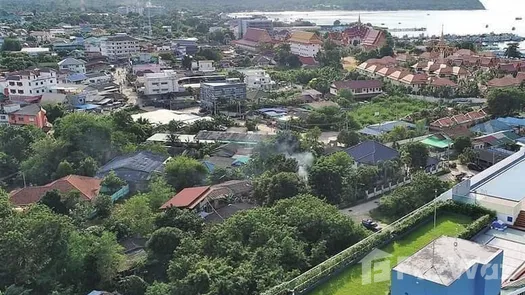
[467,110,487,120]
[298,56,318,66]
[333,80,383,90]
[9,175,101,206]
[430,77,457,87]
[431,117,454,128]
[401,73,428,85]
[241,28,272,43]
[487,75,522,88]
[452,114,470,124]
[160,186,210,209]
[376,66,397,77]
[499,63,518,73]
[388,69,410,81]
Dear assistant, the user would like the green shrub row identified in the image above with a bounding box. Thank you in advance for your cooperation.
[263,200,496,295]
[458,214,492,240]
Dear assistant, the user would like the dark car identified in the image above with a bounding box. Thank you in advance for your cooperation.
[362,219,381,232]
[467,162,484,172]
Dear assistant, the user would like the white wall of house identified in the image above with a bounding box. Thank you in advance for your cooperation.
[144,71,180,96]
[290,42,321,57]
[242,69,274,90]
[59,63,86,74]
[100,34,139,60]
[191,60,215,72]
[6,71,57,98]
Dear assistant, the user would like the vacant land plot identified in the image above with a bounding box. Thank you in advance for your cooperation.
[309,213,472,295]
[351,96,433,126]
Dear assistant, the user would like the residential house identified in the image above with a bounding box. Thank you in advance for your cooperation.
[160,180,254,222]
[84,72,112,85]
[288,31,323,57]
[58,58,86,74]
[429,77,457,93]
[9,175,102,206]
[232,28,273,52]
[297,89,322,103]
[8,104,48,129]
[399,73,428,91]
[240,69,275,90]
[486,75,525,89]
[470,119,513,135]
[5,68,57,103]
[96,151,169,192]
[330,80,383,99]
[343,140,400,165]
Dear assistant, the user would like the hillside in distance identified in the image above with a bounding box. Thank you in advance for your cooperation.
[1,0,485,12]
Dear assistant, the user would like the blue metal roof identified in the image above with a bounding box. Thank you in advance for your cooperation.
[470,119,512,135]
[67,73,88,82]
[74,104,100,110]
[344,140,400,165]
[97,151,168,182]
[498,117,525,127]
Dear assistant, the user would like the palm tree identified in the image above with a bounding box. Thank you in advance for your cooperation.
[505,43,522,58]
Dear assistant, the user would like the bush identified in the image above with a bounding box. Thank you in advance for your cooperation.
[458,214,492,240]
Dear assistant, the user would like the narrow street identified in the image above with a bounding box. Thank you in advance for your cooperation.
[113,67,139,106]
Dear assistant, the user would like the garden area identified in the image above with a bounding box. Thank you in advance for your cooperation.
[350,96,434,126]
[309,213,472,295]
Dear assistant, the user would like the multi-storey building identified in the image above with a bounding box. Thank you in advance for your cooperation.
[233,18,273,39]
[58,58,86,74]
[5,69,57,102]
[240,69,275,90]
[100,34,139,61]
[288,31,323,57]
[144,70,180,96]
[200,81,247,114]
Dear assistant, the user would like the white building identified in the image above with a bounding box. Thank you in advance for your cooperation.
[233,18,273,39]
[84,72,112,85]
[58,58,86,74]
[288,31,323,58]
[100,34,139,61]
[240,69,275,90]
[191,60,215,73]
[5,69,57,99]
[144,70,180,96]
[20,47,51,56]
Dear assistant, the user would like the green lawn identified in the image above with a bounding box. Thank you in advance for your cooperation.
[351,97,433,126]
[309,213,472,295]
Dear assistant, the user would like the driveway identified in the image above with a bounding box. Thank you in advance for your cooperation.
[113,68,139,106]
[339,198,381,223]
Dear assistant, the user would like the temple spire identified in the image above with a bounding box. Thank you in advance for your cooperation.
[358,13,361,25]
[440,24,444,43]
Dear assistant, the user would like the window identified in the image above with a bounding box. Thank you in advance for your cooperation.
[10,89,16,94]
[8,82,14,86]
[41,82,44,85]
[18,90,24,94]
[17,117,24,122]
[29,117,35,122]
[160,82,168,85]
[0,115,6,120]
[36,90,39,93]
[17,82,23,86]
[30,90,32,94]
[50,80,53,83]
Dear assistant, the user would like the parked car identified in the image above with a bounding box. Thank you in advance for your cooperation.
[454,172,466,181]
[362,219,381,232]
[467,162,484,172]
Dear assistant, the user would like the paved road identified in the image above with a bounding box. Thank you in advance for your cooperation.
[339,199,381,223]
[113,68,139,106]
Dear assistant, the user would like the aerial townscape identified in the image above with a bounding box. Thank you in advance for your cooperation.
[3,0,525,295]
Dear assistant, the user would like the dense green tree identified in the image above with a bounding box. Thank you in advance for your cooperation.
[164,156,208,191]
[145,282,171,295]
[39,190,68,215]
[146,227,186,260]
[207,167,243,185]
[21,137,68,185]
[117,275,148,295]
[54,160,74,179]
[182,55,192,70]
[486,88,525,117]
[42,104,65,124]
[401,142,429,171]
[253,172,306,205]
[155,207,205,234]
[101,171,126,193]
[76,157,98,177]
[337,130,360,147]
[93,195,113,219]
[378,44,394,57]
[0,38,21,51]
[308,77,330,94]
[309,152,353,204]
[453,136,472,154]
[113,195,156,236]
